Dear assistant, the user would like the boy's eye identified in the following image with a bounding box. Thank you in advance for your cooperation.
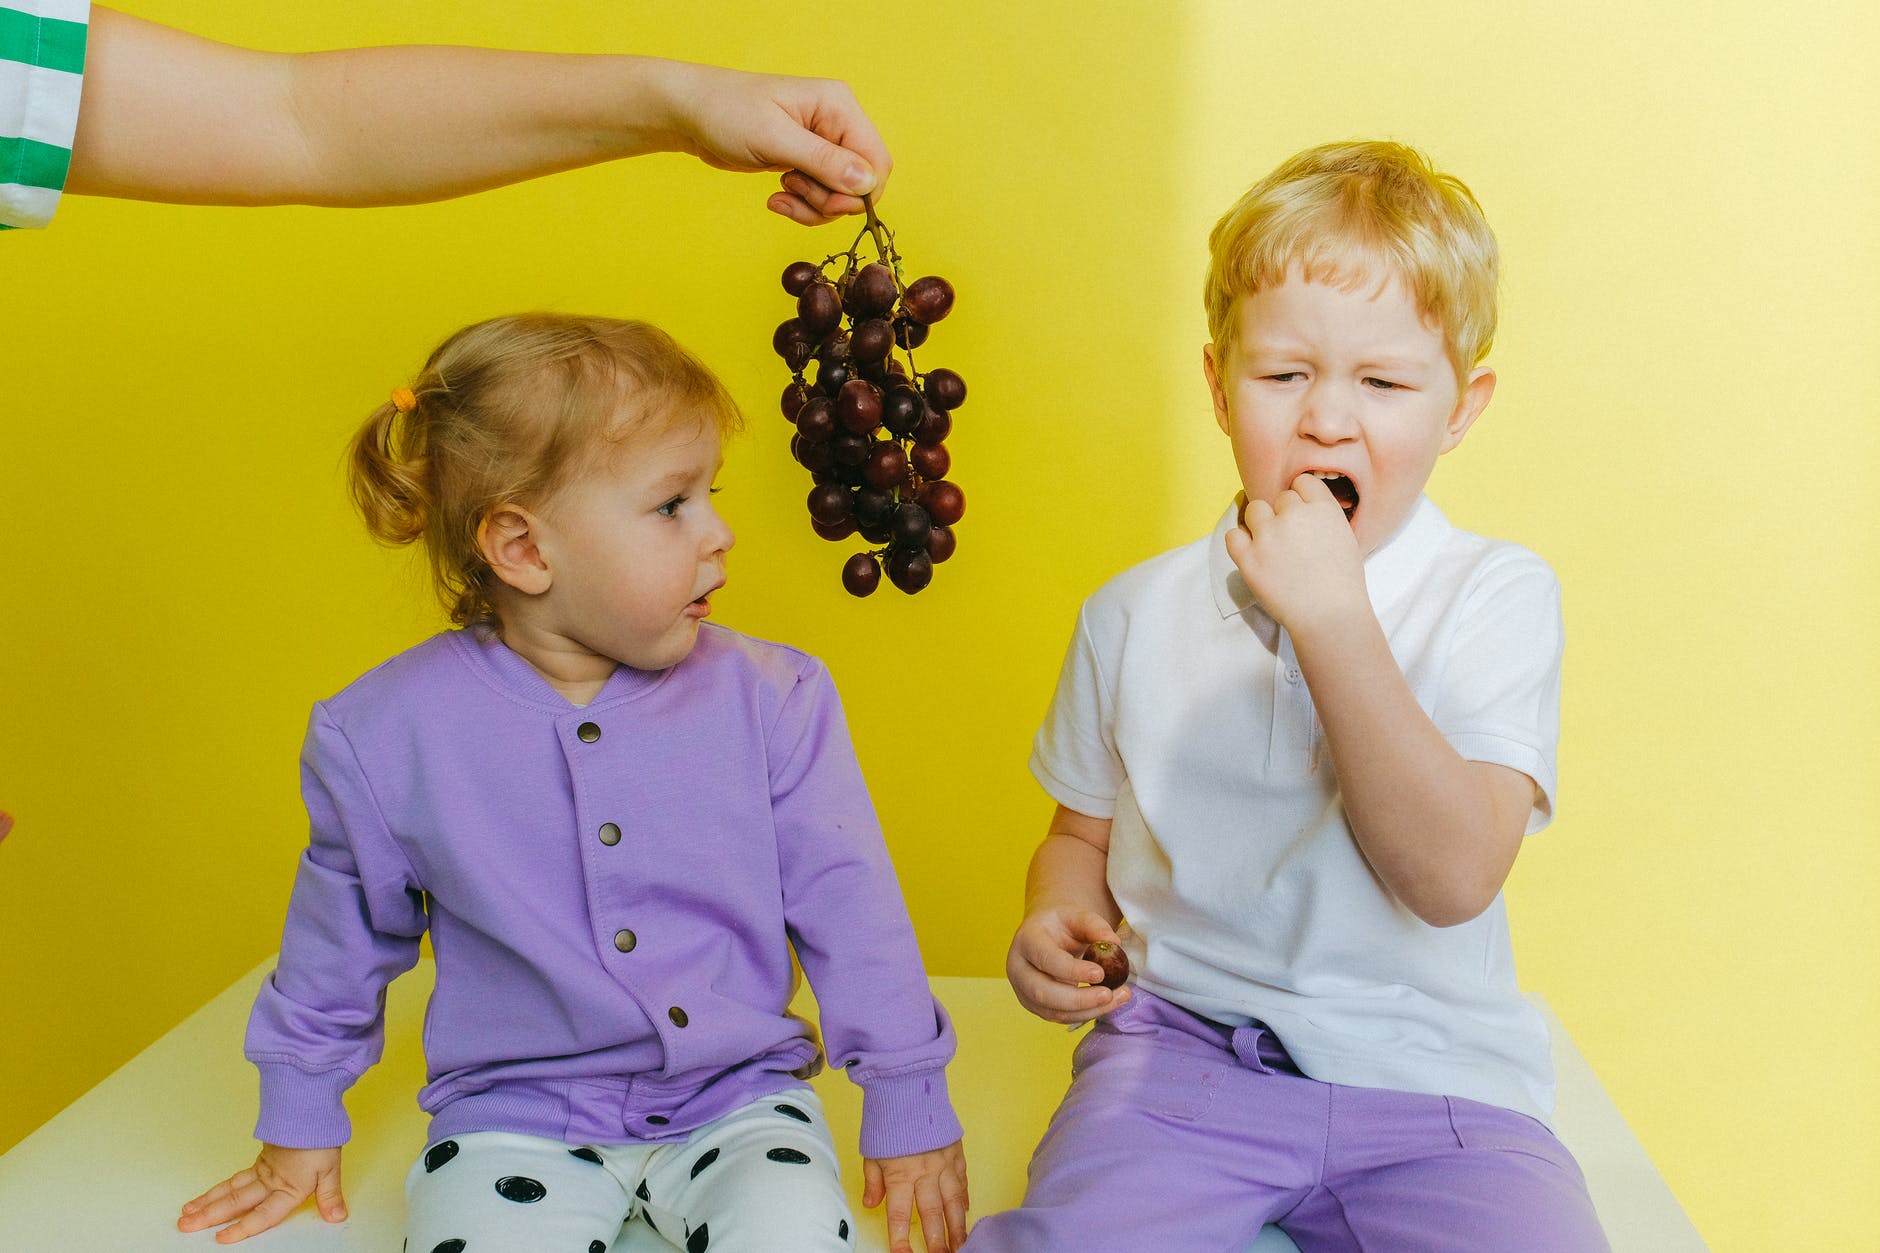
[1363,377,1403,391]
[657,496,685,517]
[1265,372,1304,383]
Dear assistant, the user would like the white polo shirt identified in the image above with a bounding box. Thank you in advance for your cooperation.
[1031,495,1564,1122]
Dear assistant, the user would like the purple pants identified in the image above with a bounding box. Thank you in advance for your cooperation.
[964,991,1609,1253]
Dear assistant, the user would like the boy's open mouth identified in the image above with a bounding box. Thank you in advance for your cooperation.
[1313,472,1360,522]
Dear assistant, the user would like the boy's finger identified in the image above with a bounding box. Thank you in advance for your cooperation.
[314,1167,348,1222]
[915,1175,949,1253]
[862,1158,885,1209]
[218,1183,305,1244]
[884,1180,916,1253]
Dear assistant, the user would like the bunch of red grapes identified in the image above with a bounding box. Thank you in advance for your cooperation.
[773,201,966,597]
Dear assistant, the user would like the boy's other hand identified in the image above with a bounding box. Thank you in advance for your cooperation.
[1006,908,1133,1025]
[177,1145,346,1243]
[864,1139,970,1253]
[1228,474,1369,637]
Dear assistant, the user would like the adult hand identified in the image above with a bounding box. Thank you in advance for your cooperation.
[177,1144,346,1244]
[1006,907,1131,1026]
[863,1139,970,1253]
[658,62,892,224]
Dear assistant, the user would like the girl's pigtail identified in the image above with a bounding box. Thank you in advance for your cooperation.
[349,386,434,546]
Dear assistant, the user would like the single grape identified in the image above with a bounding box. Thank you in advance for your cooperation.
[849,318,894,363]
[923,368,967,411]
[774,319,816,371]
[810,516,857,542]
[794,396,836,443]
[818,329,851,363]
[829,430,871,467]
[927,524,957,564]
[910,441,950,479]
[917,479,966,526]
[781,380,810,422]
[836,378,883,434]
[845,262,898,318]
[893,315,930,350]
[858,520,893,546]
[807,483,852,525]
[782,260,821,296]
[797,281,842,336]
[882,385,924,437]
[888,548,934,594]
[911,404,952,446]
[891,500,933,550]
[817,360,852,397]
[791,434,835,474]
[863,442,910,489]
[853,485,894,527]
[902,275,955,325]
[842,552,881,598]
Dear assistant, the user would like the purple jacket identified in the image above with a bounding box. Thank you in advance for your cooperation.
[245,624,960,1159]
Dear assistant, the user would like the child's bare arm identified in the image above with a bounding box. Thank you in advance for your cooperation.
[1006,806,1133,1023]
[177,1145,345,1244]
[1230,475,1534,927]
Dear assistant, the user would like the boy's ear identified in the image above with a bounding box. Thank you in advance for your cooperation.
[1202,343,1232,433]
[1440,366,1497,454]
[478,505,553,596]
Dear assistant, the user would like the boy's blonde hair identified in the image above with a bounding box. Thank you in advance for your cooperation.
[349,313,743,626]
[1204,141,1499,378]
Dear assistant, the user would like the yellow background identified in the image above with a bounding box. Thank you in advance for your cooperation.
[2,2,1874,1246]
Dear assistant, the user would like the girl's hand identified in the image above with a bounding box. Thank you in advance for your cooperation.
[1005,908,1132,1026]
[177,1145,346,1244]
[656,62,891,225]
[1226,474,1370,640]
[863,1139,970,1253]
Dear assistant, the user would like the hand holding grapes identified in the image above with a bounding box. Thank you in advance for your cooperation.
[773,201,969,595]
[1006,907,1133,1026]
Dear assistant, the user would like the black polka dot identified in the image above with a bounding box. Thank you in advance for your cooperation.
[423,1141,460,1173]
[636,1180,653,1203]
[766,1147,812,1165]
[432,1242,466,1253]
[773,1103,812,1123]
[590,1243,607,1253]
[568,1147,604,1165]
[688,1147,720,1179]
[494,1175,548,1203]
[839,1219,851,1240]
[687,1223,711,1253]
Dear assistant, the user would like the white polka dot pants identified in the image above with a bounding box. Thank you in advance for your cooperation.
[404,1087,856,1253]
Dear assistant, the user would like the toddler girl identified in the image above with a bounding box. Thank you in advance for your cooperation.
[178,313,968,1253]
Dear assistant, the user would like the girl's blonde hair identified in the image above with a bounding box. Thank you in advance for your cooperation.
[349,313,743,626]
[1203,140,1499,379]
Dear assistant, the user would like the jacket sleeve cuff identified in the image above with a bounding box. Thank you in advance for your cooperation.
[855,1066,963,1159]
[252,1060,355,1148]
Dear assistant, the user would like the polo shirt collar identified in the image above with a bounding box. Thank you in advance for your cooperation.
[1207,493,1449,621]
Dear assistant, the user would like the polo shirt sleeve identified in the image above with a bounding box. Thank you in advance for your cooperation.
[244,704,428,1148]
[1,1,88,231]
[1432,550,1564,834]
[1029,599,1123,819]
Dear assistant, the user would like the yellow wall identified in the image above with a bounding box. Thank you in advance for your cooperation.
[1,2,1872,1247]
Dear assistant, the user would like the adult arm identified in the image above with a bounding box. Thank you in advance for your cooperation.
[66,7,888,223]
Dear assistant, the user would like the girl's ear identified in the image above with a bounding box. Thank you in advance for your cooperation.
[478,505,553,596]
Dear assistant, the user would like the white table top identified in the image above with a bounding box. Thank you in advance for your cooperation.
[0,960,1703,1251]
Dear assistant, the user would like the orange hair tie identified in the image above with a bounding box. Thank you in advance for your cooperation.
[391,387,417,414]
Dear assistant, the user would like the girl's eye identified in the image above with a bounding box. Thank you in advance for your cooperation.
[1364,377,1403,391]
[657,496,685,517]
[1265,372,1303,384]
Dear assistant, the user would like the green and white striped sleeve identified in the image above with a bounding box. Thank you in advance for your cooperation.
[2,0,89,230]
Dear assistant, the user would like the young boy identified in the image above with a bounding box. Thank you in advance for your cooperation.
[969,142,1609,1251]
